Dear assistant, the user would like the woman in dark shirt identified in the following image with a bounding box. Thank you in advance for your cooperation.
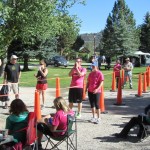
[35,60,48,109]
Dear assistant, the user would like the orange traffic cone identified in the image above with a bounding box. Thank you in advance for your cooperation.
[148,68,150,87]
[100,85,107,114]
[56,77,60,98]
[146,71,149,87]
[135,74,143,97]
[121,69,124,86]
[114,77,124,105]
[34,90,41,121]
[82,79,86,100]
[110,72,116,92]
[143,72,147,93]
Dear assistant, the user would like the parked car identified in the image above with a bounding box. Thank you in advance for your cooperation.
[45,56,69,67]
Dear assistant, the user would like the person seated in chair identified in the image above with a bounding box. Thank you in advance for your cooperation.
[37,97,74,149]
[5,99,29,145]
[115,104,150,139]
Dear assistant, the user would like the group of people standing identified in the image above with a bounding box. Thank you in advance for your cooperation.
[1,55,105,125]
[0,56,105,149]
[68,57,104,124]
[1,55,148,150]
[113,57,133,89]
[1,54,133,122]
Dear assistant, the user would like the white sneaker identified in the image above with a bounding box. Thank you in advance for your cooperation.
[90,117,96,123]
[95,118,101,124]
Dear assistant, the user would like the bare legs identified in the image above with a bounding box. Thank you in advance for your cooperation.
[38,90,45,105]
[69,102,82,114]
[91,108,100,118]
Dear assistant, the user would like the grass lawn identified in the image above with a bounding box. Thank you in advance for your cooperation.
[0,65,147,91]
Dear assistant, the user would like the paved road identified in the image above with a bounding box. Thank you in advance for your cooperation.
[0,87,150,150]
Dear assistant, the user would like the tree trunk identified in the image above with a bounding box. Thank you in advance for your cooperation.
[60,48,64,56]
[0,58,5,77]
[23,57,29,71]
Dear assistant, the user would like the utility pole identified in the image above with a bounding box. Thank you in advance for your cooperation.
[93,35,96,55]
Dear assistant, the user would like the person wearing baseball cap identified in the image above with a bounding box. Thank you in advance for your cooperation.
[3,55,21,109]
[86,61,104,124]
[10,55,18,60]
[122,57,133,89]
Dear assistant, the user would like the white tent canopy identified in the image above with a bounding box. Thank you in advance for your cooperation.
[134,51,150,56]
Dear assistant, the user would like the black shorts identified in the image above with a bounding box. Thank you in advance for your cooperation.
[37,123,53,136]
[68,88,83,103]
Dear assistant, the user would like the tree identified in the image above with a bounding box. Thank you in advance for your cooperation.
[140,12,150,53]
[0,0,85,72]
[56,15,80,56]
[102,0,140,57]
[72,35,84,51]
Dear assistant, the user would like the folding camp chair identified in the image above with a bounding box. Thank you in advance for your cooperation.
[23,112,38,150]
[44,113,77,150]
[139,115,150,141]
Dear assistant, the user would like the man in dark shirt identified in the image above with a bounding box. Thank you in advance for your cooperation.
[3,55,21,108]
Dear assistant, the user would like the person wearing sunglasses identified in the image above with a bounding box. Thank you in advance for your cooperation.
[68,58,87,118]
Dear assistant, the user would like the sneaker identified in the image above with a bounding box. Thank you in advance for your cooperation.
[76,113,81,118]
[90,117,96,123]
[130,86,133,89]
[95,118,101,124]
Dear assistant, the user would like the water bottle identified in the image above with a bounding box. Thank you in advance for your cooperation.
[48,118,53,125]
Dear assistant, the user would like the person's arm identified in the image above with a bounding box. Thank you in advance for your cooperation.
[93,81,104,94]
[5,117,12,135]
[18,64,21,82]
[69,67,75,76]
[3,72,7,84]
[18,71,21,79]
[50,125,58,132]
[39,68,48,77]
[76,67,85,77]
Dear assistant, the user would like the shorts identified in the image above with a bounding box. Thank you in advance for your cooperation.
[68,88,83,103]
[88,92,100,109]
[37,123,53,136]
[8,82,19,94]
[36,83,48,90]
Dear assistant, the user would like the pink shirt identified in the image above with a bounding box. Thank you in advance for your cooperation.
[52,110,74,137]
[113,64,121,77]
[70,67,86,88]
[87,70,104,93]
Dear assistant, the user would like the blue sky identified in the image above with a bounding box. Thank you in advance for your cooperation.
[68,0,150,34]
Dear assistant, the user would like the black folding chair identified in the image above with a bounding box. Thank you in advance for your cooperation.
[139,115,150,141]
[44,113,77,150]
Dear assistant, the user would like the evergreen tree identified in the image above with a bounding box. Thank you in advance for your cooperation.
[140,12,150,53]
[72,36,84,51]
[102,0,140,57]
